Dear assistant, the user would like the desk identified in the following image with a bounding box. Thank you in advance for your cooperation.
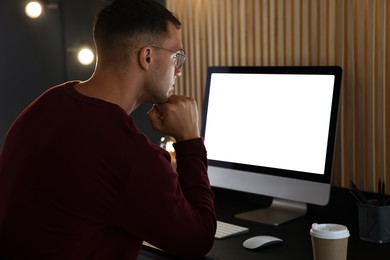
[139,187,390,260]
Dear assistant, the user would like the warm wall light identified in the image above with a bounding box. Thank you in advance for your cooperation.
[24,1,59,19]
[25,1,43,18]
[77,47,95,66]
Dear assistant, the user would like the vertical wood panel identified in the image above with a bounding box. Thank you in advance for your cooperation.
[261,0,269,65]
[167,0,390,193]
[292,0,300,65]
[253,0,261,65]
[385,0,390,189]
[301,0,309,65]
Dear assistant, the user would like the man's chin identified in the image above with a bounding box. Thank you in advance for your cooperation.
[155,97,170,105]
[152,90,174,104]
[165,90,175,100]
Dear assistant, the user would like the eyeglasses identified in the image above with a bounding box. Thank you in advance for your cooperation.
[148,44,186,69]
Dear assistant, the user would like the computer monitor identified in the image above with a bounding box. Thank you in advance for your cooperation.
[201,66,342,225]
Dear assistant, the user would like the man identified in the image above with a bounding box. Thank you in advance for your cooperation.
[0,0,216,259]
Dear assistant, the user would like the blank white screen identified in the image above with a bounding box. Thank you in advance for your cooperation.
[204,73,335,174]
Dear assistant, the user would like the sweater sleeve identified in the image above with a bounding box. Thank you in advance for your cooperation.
[114,137,216,259]
[174,138,216,227]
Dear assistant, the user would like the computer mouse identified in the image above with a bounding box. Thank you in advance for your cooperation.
[242,235,283,250]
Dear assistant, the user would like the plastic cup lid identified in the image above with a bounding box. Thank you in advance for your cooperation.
[310,223,350,239]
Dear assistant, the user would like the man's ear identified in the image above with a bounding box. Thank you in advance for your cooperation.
[139,46,152,70]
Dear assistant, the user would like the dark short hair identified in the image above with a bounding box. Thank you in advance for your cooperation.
[94,0,181,66]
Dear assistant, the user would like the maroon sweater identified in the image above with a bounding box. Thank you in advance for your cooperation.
[0,82,216,259]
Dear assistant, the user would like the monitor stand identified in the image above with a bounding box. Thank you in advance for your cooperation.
[235,198,307,226]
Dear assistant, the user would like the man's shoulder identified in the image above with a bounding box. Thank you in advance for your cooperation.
[24,81,80,106]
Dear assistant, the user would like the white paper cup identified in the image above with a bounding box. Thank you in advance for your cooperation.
[310,223,350,260]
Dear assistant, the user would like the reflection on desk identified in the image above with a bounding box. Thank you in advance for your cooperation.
[139,187,390,260]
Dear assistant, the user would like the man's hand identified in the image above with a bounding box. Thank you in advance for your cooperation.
[147,95,200,142]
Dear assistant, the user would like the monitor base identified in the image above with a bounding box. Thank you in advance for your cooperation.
[235,198,307,226]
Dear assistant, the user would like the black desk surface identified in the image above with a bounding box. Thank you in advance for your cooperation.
[139,187,390,260]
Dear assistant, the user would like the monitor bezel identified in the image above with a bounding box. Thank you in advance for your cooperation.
[201,66,342,185]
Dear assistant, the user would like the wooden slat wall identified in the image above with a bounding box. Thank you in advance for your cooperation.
[167,0,390,193]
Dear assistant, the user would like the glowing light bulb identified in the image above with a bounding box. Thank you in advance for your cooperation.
[160,136,176,165]
[77,47,95,66]
[25,1,43,19]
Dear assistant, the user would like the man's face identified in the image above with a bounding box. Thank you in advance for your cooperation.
[146,22,184,104]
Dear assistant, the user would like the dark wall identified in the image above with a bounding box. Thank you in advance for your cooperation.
[0,0,165,148]
[0,0,65,145]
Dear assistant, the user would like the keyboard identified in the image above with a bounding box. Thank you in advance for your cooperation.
[143,220,249,250]
[215,220,249,239]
